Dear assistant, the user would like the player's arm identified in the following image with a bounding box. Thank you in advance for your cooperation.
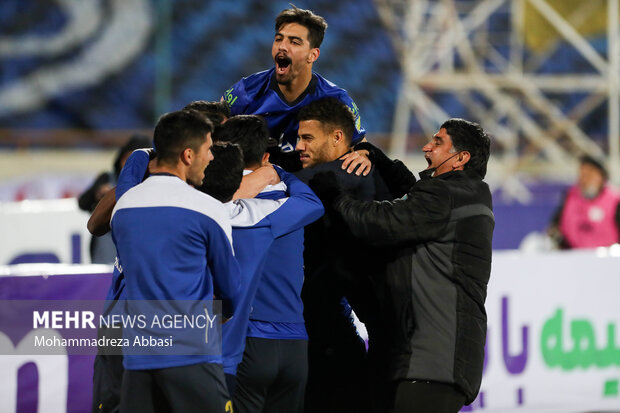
[207,224,242,319]
[267,167,324,237]
[87,188,117,236]
[232,165,281,200]
[86,149,152,235]
[222,81,250,116]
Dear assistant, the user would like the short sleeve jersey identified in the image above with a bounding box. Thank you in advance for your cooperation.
[223,68,365,152]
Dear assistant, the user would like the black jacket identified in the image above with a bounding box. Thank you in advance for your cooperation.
[333,169,494,404]
[295,160,392,343]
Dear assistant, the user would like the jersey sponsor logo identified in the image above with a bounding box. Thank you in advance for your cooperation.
[224,87,238,106]
[348,101,362,132]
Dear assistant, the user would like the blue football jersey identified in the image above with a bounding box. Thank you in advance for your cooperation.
[222,168,323,374]
[111,175,241,370]
[223,68,365,152]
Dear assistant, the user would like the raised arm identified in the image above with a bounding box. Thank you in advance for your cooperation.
[267,167,324,237]
[86,149,152,236]
[87,188,117,236]
[115,149,152,200]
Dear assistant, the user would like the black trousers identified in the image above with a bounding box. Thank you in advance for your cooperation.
[120,362,232,413]
[233,337,308,413]
[92,354,124,413]
[92,321,124,413]
[304,329,369,413]
[393,380,466,413]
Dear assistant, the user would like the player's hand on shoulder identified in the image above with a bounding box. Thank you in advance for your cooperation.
[256,164,281,186]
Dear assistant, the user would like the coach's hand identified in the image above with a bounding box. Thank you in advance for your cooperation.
[339,149,371,176]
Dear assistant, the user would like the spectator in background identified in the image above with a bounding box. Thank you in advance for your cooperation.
[78,134,150,263]
[548,155,620,249]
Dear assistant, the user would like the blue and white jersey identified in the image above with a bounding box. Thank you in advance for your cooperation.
[223,68,365,151]
[222,168,324,374]
[104,257,125,302]
[111,175,241,370]
[243,169,324,341]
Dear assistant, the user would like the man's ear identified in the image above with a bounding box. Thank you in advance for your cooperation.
[261,152,270,165]
[333,130,344,146]
[181,148,193,166]
[308,48,320,63]
[454,151,471,169]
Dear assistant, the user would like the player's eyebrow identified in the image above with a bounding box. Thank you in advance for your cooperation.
[275,32,304,44]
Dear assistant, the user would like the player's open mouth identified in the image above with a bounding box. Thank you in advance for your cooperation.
[425,155,432,166]
[276,55,292,75]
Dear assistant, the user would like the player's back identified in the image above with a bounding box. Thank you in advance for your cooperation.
[111,175,234,302]
[111,175,240,370]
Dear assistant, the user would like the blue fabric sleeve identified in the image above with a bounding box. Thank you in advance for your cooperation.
[207,226,242,319]
[268,166,324,238]
[223,80,250,116]
[115,149,151,200]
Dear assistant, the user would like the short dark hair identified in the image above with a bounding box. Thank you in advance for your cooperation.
[198,142,244,203]
[297,97,355,145]
[183,100,231,125]
[275,5,327,48]
[153,110,214,165]
[213,115,270,167]
[440,118,491,178]
[580,155,608,180]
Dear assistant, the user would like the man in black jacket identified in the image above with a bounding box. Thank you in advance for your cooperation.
[294,97,413,413]
[312,118,494,413]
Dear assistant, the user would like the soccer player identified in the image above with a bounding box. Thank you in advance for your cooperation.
[293,97,414,413]
[111,110,240,413]
[199,139,324,397]
[223,5,369,174]
[216,115,321,413]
